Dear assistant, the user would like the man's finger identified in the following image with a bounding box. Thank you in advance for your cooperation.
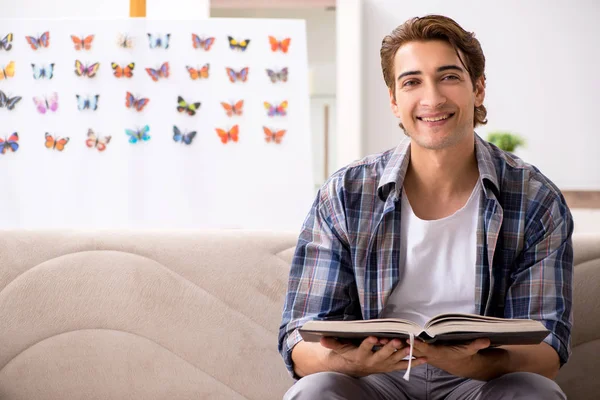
[356,336,379,358]
[320,337,353,353]
[469,338,491,351]
[372,338,404,361]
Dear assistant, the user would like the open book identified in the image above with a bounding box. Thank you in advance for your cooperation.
[299,313,550,346]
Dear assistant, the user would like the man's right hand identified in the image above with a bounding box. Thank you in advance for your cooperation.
[291,336,427,378]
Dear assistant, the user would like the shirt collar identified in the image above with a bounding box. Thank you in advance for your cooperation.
[377,134,501,202]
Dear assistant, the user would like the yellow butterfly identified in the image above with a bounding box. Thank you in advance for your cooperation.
[0,61,15,80]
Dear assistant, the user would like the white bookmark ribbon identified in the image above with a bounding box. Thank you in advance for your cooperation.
[402,333,415,381]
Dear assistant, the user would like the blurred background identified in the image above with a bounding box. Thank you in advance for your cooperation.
[3,0,599,232]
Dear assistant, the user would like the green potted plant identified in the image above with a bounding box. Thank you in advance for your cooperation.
[486,131,525,153]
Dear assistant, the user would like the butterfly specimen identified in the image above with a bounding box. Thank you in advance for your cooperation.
[31,63,54,79]
[268,36,291,53]
[225,67,249,83]
[70,34,94,51]
[176,96,201,116]
[227,36,250,51]
[215,125,239,144]
[0,90,22,110]
[266,67,288,83]
[0,33,13,51]
[125,125,151,144]
[220,100,244,117]
[264,100,288,117]
[125,92,149,112]
[74,60,100,78]
[0,132,19,154]
[86,129,111,152]
[116,33,134,49]
[33,92,59,114]
[192,34,215,51]
[25,31,50,50]
[263,127,287,144]
[186,64,209,80]
[0,61,15,80]
[44,132,69,151]
[76,94,99,111]
[146,62,169,81]
[111,62,135,78]
[173,126,197,145]
[147,33,170,49]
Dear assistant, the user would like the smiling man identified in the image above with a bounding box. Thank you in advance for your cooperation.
[279,15,573,400]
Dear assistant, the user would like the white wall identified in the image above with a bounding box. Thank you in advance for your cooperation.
[362,0,600,190]
[3,0,128,18]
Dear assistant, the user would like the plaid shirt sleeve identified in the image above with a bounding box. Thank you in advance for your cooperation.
[277,180,357,377]
[504,177,574,366]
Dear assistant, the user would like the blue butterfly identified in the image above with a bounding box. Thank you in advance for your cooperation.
[147,33,170,49]
[32,63,54,79]
[0,132,19,154]
[125,125,151,144]
[173,126,197,145]
[76,94,99,111]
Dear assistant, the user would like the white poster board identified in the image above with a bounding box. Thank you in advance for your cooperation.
[0,18,313,230]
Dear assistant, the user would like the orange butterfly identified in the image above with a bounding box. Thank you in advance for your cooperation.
[45,132,69,151]
[215,125,239,144]
[220,100,244,117]
[186,64,209,80]
[268,36,291,53]
[111,62,135,78]
[71,34,94,51]
[263,127,286,144]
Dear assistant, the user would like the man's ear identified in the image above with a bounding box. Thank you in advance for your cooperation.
[389,87,399,113]
[474,76,485,107]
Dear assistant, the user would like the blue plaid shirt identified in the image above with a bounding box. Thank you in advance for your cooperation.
[278,134,574,376]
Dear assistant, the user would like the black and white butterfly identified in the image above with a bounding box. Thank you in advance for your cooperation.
[0,90,22,110]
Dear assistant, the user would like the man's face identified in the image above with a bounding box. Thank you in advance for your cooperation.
[389,40,485,151]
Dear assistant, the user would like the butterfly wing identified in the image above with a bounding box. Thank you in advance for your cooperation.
[89,95,99,110]
[85,129,97,148]
[39,31,50,48]
[280,67,289,82]
[0,90,6,107]
[266,69,277,83]
[111,62,123,78]
[186,66,199,80]
[6,95,21,110]
[76,94,86,110]
[147,33,156,48]
[6,132,19,152]
[74,60,84,76]
[86,62,100,78]
[225,67,237,83]
[280,38,291,53]
[263,126,274,143]
[273,129,287,144]
[0,33,13,51]
[44,132,55,149]
[268,36,279,52]
[277,100,288,116]
[146,67,159,82]
[203,37,215,51]
[264,102,276,117]
[173,125,183,142]
[32,63,41,79]
[183,131,197,145]
[123,63,135,77]
[33,96,47,114]
[48,92,59,112]
[25,35,40,50]
[227,36,238,50]
[239,67,249,82]
[125,128,139,143]
[46,63,54,79]
[3,61,15,79]
[96,136,111,152]
[163,34,171,49]
[82,35,94,50]
[140,125,151,141]
[230,100,242,116]
[54,137,69,151]
[159,62,169,78]
[220,102,234,117]
[229,125,240,142]
[215,128,229,144]
[71,35,83,50]
[199,63,209,78]
[239,39,250,51]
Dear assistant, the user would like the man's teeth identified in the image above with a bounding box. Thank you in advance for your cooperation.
[420,114,452,122]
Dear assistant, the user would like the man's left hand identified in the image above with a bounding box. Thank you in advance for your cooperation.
[411,338,491,377]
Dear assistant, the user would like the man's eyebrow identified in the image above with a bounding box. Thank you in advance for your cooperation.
[397,65,465,81]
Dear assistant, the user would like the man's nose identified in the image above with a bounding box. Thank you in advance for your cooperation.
[419,83,447,109]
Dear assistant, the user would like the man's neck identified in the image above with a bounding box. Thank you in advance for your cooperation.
[403,135,479,220]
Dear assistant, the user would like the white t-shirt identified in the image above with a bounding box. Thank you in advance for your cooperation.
[379,180,481,326]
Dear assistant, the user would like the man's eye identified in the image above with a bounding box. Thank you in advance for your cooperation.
[443,75,459,81]
[403,80,418,87]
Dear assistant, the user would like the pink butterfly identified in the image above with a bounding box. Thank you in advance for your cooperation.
[33,92,59,114]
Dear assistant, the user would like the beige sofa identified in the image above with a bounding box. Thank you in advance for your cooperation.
[0,231,598,400]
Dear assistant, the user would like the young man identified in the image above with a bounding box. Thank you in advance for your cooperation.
[279,15,573,400]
